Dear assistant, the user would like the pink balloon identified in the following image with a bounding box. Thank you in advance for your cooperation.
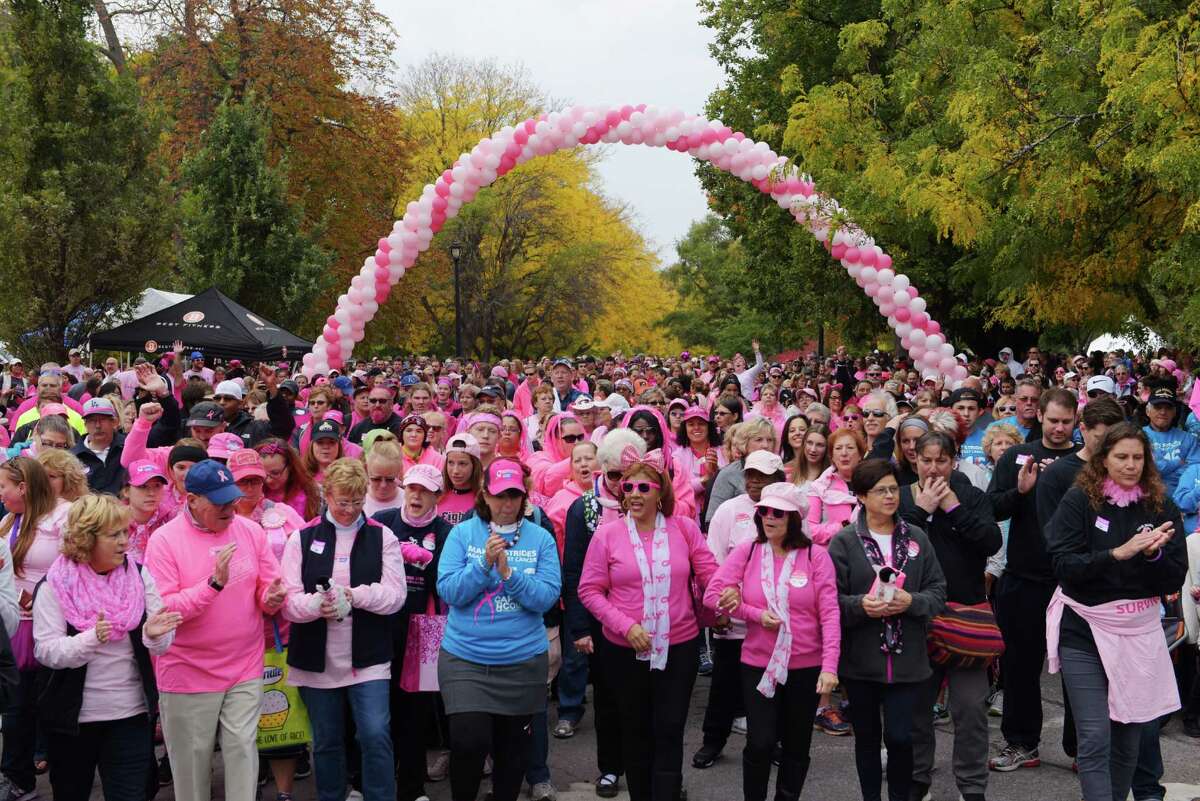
[953,365,969,381]
[322,329,338,344]
[831,243,847,260]
[878,253,893,269]
[911,311,928,328]
[894,307,911,323]
[879,302,895,316]
[844,247,860,263]
[939,357,957,373]
[859,248,877,267]
[377,238,391,253]
[927,320,941,335]
[375,250,390,267]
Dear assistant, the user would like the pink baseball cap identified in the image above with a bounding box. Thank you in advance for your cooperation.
[403,463,443,493]
[682,406,709,423]
[40,403,69,418]
[486,459,527,495]
[756,482,806,513]
[127,459,168,487]
[445,432,482,460]
[207,432,244,460]
[227,449,266,481]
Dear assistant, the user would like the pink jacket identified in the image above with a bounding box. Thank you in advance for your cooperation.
[144,511,282,693]
[806,467,858,546]
[578,514,718,648]
[121,418,184,519]
[1047,588,1179,724]
[280,515,407,688]
[703,539,840,673]
[545,481,586,554]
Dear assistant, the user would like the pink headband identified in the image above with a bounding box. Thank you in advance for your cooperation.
[466,413,503,430]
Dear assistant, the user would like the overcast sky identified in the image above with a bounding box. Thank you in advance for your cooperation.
[376,0,727,265]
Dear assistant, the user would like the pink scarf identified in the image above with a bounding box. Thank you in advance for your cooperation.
[45,556,145,640]
[126,507,169,563]
[1103,479,1144,508]
[810,466,858,507]
[627,513,671,670]
[1047,587,1179,723]
[757,544,798,698]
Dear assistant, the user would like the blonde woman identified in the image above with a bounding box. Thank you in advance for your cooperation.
[33,494,181,801]
[37,448,89,502]
[707,418,778,526]
[364,439,405,516]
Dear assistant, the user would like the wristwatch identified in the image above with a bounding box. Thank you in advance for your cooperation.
[208,577,225,592]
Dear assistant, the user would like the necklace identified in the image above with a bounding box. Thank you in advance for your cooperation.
[492,521,521,548]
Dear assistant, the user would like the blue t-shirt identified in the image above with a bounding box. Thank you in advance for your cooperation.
[960,427,987,468]
[437,515,561,665]
[1145,425,1200,495]
[1172,462,1200,534]
[987,415,1030,441]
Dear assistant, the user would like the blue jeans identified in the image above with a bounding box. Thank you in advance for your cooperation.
[47,713,154,801]
[525,709,550,785]
[300,680,395,801]
[557,638,588,724]
[1131,717,1165,800]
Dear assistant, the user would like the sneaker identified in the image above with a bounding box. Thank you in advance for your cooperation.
[157,755,173,787]
[0,779,37,801]
[295,750,312,780]
[933,702,949,721]
[987,690,1003,717]
[771,743,782,767]
[731,716,747,735]
[482,755,493,776]
[595,774,620,798]
[989,743,1040,772]
[908,781,931,801]
[691,743,722,769]
[426,751,450,782]
[1185,717,1200,738]
[698,649,713,676]
[553,719,577,739]
[814,705,851,736]
[531,782,558,801]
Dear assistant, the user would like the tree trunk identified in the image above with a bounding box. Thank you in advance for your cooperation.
[92,0,127,74]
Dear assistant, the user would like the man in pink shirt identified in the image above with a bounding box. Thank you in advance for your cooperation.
[145,459,287,801]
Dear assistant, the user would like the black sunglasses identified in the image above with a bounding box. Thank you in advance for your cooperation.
[863,410,890,418]
[605,469,623,482]
[561,434,584,444]
[755,507,788,519]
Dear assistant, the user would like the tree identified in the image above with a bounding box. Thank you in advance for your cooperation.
[0,0,173,362]
[701,0,1200,353]
[180,94,332,329]
[393,55,676,358]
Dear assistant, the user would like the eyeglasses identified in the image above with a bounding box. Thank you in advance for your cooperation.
[631,426,655,436]
[863,410,889,418]
[331,498,365,511]
[866,372,881,378]
[265,468,288,480]
[369,475,398,485]
[39,440,69,450]
[995,405,1017,414]
[648,401,667,407]
[367,398,390,405]
[621,481,661,494]
[428,425,444,432]
[755,507,788,519]
[561,434,584,444]
[868,485,901,497]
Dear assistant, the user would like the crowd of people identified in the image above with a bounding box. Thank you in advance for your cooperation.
[0,339,1196,801]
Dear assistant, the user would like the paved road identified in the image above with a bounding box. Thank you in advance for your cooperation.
[25,674,1200,800]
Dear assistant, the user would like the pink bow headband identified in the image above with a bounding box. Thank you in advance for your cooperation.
[619,445,666,474]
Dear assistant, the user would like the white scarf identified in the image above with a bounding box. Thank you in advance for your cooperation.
[626,512,671,670]
[757,544,799,698]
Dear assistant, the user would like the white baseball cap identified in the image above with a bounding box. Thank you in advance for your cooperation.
[744,450,785,476]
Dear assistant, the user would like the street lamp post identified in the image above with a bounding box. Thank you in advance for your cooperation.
[450,241,464,357]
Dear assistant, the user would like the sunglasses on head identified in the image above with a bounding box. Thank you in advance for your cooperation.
[755,507,788,519]
[621,480,661,494]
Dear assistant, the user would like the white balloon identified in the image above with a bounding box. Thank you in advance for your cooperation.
[911,297,927,314]
[876,268,895,285]
[860,267,878,284]
[895,322,913,338]
[909,329,927,346]
[893,274,911,291]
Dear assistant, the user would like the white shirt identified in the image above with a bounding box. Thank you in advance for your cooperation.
[868,529,894,566]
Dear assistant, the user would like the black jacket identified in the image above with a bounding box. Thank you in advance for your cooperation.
[900,472,1001,605]
[226,392,293,447]
[828,518,947,684]
[348,412,404,445]
[563,492,603,642]
[72,431,127,495]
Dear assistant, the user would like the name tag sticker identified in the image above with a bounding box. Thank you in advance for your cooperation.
[790,573,808,588]
[1015,454,1031,466]
[309,540,326,554]
[1096,517,1110,533]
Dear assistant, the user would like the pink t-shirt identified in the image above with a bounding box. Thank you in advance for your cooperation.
[280,516,406,689]
[578,514,718,648]
[12,499,72,617]
[437,490,476,527]
[705,494,760,640]
[704,539,841,673]
[144,512,281,693]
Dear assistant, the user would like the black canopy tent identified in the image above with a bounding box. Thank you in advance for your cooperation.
[90,287,313,362]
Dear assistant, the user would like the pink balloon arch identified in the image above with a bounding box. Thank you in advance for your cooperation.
[305,104,966,385]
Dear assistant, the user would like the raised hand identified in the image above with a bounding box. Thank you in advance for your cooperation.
[139,402,163,424]
[144,608,183,638]
[1016,457,1040,494]
[212,543,236,586]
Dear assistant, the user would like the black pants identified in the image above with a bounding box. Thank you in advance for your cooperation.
[842,678,919,801]
[47,713,155,801]
[603,635,700,801]
[993,573,1054,750]
[701,638,745,749]
[0,669,37,791]
[391,687,431,801]
[447,711,531,801]
[741,665,819,801]
[589,628,624,777]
